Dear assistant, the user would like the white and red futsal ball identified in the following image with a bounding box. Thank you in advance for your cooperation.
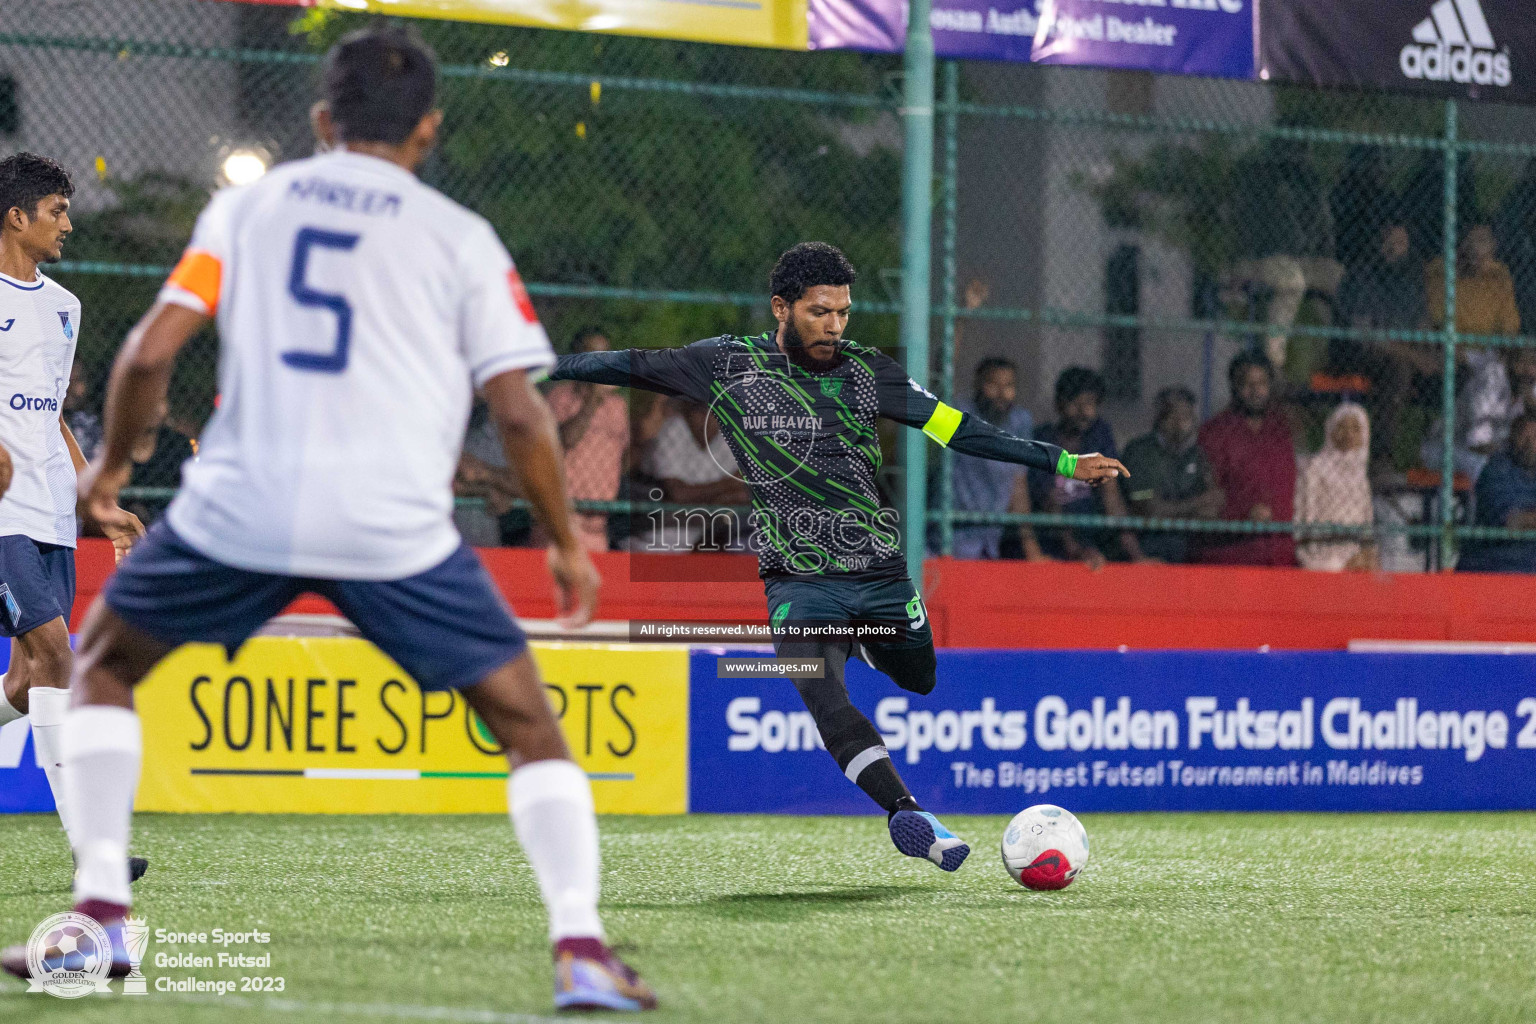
[1000,804,1089,890]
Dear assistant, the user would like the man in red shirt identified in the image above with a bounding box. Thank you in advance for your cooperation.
[1197,351,1297,566]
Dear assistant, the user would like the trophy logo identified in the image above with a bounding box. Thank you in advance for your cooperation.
[121,915,149,995]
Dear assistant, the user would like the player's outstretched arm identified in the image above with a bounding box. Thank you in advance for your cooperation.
[949,418,1126,484]
[483,368,599,630]
[945,415,1065,473]
[0,441,12,500]
[547,339,718,402]
[949,421,1128,484]
[868,347,1111,480]
[80,302,206,532]
[547,350,635,388]
[865,349,1128,485]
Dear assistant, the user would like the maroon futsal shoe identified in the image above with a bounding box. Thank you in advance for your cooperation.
[2,902,133,984]
[553,937,658,1012]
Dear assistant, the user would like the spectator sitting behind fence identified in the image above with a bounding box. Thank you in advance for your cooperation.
[454,400,531,546]
[535,326,629,552]
[1333,222,1428,465]
[1331,146,1400,276]
[1426,225,1520,341]
[950,356,1046,560]
[123,401,196,524]
[1120,386,1222,564]
[1228,139,1344,373]
[1029,367,1145,568]
[1458,412,1536,574]
[1296,402,1378,572]
[640,398,749,551]
[1421,224,1527,482]
[1494,159,1536,339]
[1423,345,1536,485]
[1197,351,1297,567]
[1338,224,1427,335]
[63,358,102,463]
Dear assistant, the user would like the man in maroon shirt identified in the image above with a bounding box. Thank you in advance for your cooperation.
[1197,351,1297,566]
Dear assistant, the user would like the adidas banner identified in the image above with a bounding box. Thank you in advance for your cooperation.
[1260,0,1533,103]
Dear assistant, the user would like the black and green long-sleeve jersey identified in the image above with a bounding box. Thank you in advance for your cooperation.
[549,332,1070,579]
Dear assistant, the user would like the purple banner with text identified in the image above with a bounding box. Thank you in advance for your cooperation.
[808,0,1252,75]
[1032,0,1254,78]
[807,0,1042,60]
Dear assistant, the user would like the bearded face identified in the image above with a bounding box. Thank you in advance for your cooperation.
[782,314,844,373]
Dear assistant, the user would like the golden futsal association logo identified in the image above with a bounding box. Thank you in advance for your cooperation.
[21,912,114,998]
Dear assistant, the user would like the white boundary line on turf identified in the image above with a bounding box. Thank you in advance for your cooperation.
[167,992,580,1024]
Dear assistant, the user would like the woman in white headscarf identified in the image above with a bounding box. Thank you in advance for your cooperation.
[1296,402,1378,571]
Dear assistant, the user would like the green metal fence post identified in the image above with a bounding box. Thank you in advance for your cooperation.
[937,60,960,558]
[901,0,936,589]
[1439,99,1459,570]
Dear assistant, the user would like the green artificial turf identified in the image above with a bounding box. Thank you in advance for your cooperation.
[2,811,1534,1023]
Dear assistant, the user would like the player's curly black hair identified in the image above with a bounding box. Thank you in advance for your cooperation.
[769,242,857,305]
[0,153,73,227]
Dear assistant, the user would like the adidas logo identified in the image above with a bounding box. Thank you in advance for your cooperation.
[1399,0,1512,88]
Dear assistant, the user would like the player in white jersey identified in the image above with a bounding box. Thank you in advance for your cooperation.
[0,153,148,883]
[1,30,657,1012]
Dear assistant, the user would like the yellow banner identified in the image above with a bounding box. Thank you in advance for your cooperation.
[134,639,688,814]
[323,0,809,50]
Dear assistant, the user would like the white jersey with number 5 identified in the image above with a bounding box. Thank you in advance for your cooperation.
[158,150,553,580]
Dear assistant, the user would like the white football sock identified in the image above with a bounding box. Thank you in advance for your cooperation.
[63,705,141,908]
[0,675,21,726]
[28,686,76,846]
[509,759,604,942]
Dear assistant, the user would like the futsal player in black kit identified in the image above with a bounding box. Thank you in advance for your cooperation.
[550,243,1127,871]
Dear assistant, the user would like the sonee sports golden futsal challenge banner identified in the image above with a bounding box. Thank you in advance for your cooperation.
[133,640,689,815]
[6,642,1536,815]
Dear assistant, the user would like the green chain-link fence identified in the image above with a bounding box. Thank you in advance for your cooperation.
[936,67,1536,573]
[5,0,1536,572]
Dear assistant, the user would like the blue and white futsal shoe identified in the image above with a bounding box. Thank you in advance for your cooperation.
[888,810,970,872]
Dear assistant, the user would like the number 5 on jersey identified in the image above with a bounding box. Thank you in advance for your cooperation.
[284,227,359,374]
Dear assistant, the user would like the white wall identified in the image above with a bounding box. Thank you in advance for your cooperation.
[0,0,241,212]
[956,63,1278,438]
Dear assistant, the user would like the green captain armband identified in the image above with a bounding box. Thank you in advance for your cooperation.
[1056,451,1079,478]
[920,401,964,447]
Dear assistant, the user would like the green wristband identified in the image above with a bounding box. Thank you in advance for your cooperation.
[1056,451,1079,478]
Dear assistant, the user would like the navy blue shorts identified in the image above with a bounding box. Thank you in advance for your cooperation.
[0,534,76,637]
[104,522,528,692]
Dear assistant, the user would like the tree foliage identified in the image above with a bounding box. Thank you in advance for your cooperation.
[292,12,903,350]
